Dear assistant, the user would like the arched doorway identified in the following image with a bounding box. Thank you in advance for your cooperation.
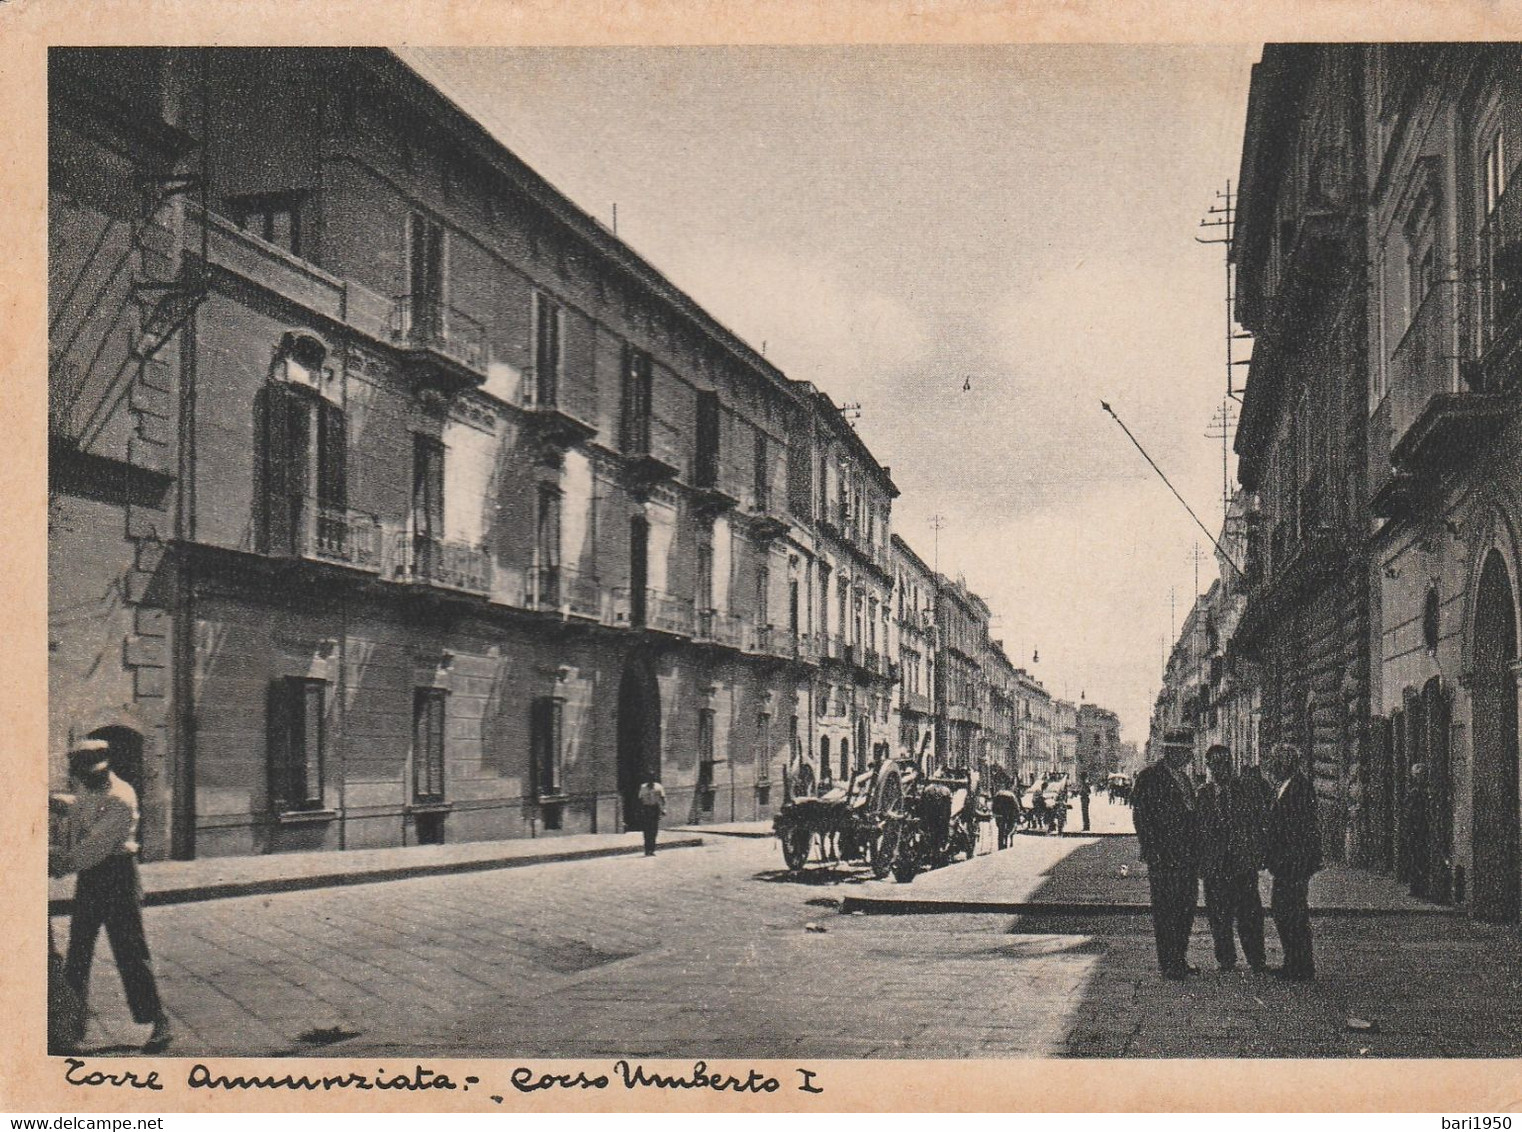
[87,725,144,794]
[616,656,661,832]
[1471,549,1520,923]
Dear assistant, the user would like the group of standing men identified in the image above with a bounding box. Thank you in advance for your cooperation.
[1132,727,1322,981]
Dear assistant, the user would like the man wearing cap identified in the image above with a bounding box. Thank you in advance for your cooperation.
[50,739,172,1053]
[1132,727,1200,979]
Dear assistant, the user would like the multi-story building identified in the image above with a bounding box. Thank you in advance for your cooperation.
[51,47,838,857]
[1012,667,1055,782]
[982,640,1019,785]
[1363,44,1522,917]
[1232,44,1373,863]
[934,575,987,771]
[890,534,937,761]
[1076,703,1122,782]
[1054,698,1080,782]
[803,389,899,786]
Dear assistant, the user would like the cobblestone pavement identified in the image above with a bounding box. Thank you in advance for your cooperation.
[54,831,1522,1060]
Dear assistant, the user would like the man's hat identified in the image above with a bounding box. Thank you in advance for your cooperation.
[68,738,110,775]
[1162,726,1195,749]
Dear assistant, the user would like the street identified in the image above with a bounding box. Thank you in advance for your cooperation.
[57,801,1522,1060]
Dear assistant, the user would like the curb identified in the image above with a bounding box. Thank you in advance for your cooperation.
[838,894,1462,918]
[48,836,708,916]
[668,826,775,839]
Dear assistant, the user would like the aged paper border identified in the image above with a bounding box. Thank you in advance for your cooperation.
[6,0,1522,1113]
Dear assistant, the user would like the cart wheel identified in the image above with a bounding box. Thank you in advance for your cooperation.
[871,819,900,879]
[781,825,812,871]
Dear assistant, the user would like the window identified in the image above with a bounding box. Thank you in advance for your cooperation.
[753,430,770,511]
[695,391,720,488]
[406,214,446,342]
[788,578,800,641]
[817,564,831,644]
[1478,94,1522,349]
[262,381,346,558]
[622,346,653,456]
[267,677,326,812]
[839,738,849,783]
[413,688,446,803]
[533,292,563,408]
[536,484,562,604]
[629,514,648,626]
[755,713,771,785]
[530,696,564,797]
[229,191,305,258]
[411,435,444,578]
[838,584,848,649]
[1404,187,1437,323]
[696,534,714,617]
[820,735,831,777]
[756,566,770,629]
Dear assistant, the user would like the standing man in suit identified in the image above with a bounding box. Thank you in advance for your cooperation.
[1132,727,1200,979]
[1265,741,1322,981]
[1197,744,1269,972]
[50,740,172,1053]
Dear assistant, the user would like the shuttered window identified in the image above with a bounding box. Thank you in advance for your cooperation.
[622,346,653,455]
[413,688,446,804]
[695,390,720,488]
[533,292,562,407]
[530,696,564,797]
[267,677,326,812]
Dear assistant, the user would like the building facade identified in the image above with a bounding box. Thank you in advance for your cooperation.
[935,576,988,771]
[891,534,938,762]
[1233,44,1374,864]
[1364,44,1522,917]
[1076,704,1122,782]
[52,48,836,857]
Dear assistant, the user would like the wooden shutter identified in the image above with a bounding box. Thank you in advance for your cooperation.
[317,399,347,511]
[535,294,560,407]
[300,680,325,808]
[695,391,720,487]
[414,688,446,803]
[266,679,295,811]
[530,696,562,796]
[262,382,308,555]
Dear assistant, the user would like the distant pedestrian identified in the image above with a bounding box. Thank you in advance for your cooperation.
[637,779,666,857]
[1132,727,1200,980]
[50,740,172,1053]
[1403,763,1430,898]
[1264,742,1322,981]
[1078,774,1092,832]
[1197,745,1268,972]
[992,790,1020,849]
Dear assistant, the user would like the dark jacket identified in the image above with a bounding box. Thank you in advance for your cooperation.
[1266,770,1323,879]
[1197,775,1268,877]
[1133,760,1198,872]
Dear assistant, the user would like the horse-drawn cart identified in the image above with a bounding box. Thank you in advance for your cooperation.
[775,738,987,882]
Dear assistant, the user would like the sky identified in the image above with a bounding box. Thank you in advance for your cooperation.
[401,45,1261,747]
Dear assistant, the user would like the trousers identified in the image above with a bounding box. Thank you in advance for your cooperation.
[1203,869,1266,969]
[642,805,661,855]
[64,855,163,1024]
[1147,868,1198,976]
[1271,873,1315,977]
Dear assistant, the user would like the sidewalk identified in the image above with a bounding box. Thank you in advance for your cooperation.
[667,820,774,838]
[47,830,706,915]
[841,833,1455,916]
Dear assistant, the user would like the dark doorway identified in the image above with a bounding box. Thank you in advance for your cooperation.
[616,656,661,831]
[1472,550,1520,923]
[88,726,143,794]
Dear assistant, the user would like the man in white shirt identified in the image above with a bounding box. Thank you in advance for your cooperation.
[50,740,171,1053]
[637,779,666,857]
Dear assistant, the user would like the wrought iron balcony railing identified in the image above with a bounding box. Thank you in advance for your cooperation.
[390,295,490,377]
[389,532,492,595]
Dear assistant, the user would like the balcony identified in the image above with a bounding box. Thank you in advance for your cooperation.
[387,532,492,596]
[300,502,382,573]
[695,609,746,649]
[901,689,933,716]
[390,295,488,399]
[618,587,696,636]
[519,368,597,459]
[748,623,793,659]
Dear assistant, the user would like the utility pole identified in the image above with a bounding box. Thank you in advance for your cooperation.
[1195,181,1252,404]
[1206,400,1239,529]
[929,514,946,575]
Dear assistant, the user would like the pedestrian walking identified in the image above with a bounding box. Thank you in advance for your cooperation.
[1132,727,1200,980]
[1078,774,1092,832]
[637,779,666,856]
[1197,744,1268,973]
[1264,742,1322,981]
[49,740,172,1053]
